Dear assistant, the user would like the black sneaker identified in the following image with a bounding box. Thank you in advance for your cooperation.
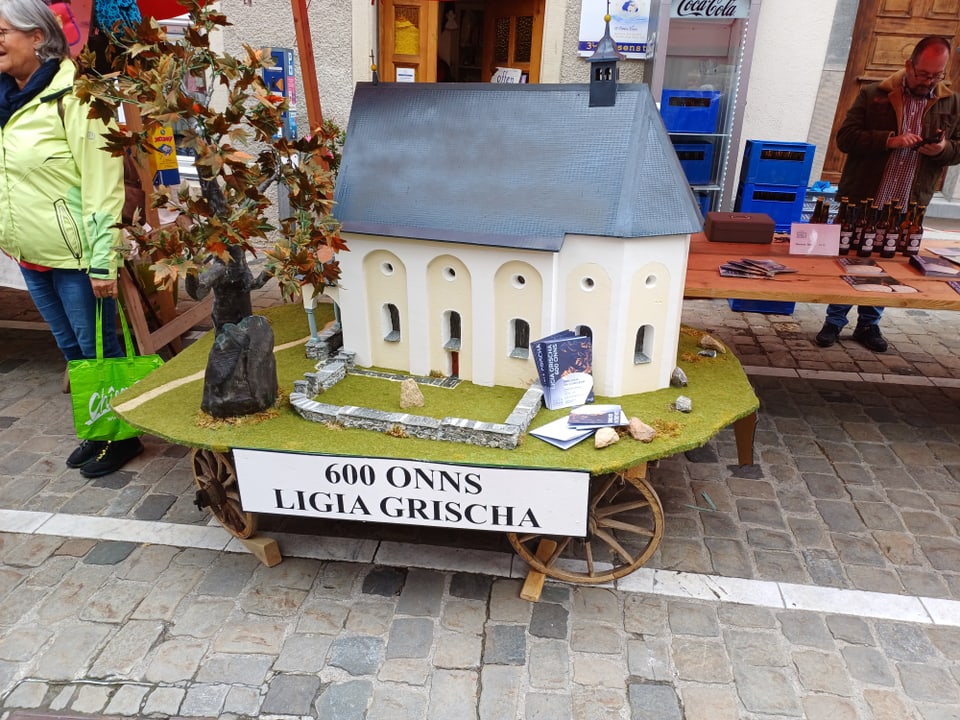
[79,437,144,478]
[66,440,107,469]
[852,324,888,353]
[815,322,842,348]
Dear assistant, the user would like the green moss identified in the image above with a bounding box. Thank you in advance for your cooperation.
[317,375,524,423]
[114,302,759,474]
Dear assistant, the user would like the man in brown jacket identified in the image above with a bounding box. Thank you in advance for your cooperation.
[816,36,960,353]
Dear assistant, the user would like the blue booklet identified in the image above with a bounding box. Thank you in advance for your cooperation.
[531,330,594,410]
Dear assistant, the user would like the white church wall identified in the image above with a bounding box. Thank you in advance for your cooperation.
[426,254,473,380]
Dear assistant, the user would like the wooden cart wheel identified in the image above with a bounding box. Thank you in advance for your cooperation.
[192,448,258,539]
[508,469,663,584]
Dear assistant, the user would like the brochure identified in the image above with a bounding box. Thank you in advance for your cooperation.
[528,416,595,450]
[927,247,960,266]
[530,330,594,410]
[567,404,627,428]
[719,258,797,279]
[739,258,798,274]
[837,257,887,276]
[841,275,918,293]
[909,254,960,277]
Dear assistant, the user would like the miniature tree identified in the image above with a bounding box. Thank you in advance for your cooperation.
[74,1,346,418]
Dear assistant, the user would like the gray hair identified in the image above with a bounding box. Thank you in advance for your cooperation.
[0,0,69,62]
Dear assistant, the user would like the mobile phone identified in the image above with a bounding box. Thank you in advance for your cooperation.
[920,129,944,145]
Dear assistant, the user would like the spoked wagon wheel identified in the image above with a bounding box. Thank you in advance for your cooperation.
[508,467,663,584]
[192,448,258,539]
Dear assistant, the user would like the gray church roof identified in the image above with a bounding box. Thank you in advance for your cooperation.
[333,82,703,252]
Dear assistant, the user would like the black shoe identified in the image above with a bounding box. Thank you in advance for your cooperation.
[66,440,107,469]
[815,322,842,348]
[79,438,144,478]
[852,324,888,353]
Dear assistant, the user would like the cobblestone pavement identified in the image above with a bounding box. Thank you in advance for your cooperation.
[1,277,960,718]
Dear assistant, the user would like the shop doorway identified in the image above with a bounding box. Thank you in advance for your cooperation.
[821,0,960,184]
[379,0,544,84]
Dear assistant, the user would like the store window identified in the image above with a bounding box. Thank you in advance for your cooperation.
[379,0,544,83]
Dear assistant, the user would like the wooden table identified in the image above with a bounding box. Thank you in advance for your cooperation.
[684,232,960,310]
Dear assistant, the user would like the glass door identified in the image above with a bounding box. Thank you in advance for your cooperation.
[645,0,762,213]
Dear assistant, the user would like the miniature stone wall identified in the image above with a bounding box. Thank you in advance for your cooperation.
[289,355,544,451]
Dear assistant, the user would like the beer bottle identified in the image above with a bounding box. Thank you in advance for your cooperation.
[851,199,868,251]
[904,204,926,256]
[810,196,825,224]
[858,204,878,257]
[836,197,852,255]
[899,201,917,253]
[874,201,891,257]
[879,203,899,258]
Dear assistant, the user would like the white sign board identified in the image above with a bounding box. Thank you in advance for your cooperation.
[491,67,523,84]
[789,223,840,256]
[234,449,590,536]
[396,67,416,83]
[578,0,651,58]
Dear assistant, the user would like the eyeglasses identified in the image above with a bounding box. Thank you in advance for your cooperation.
[0,27,21,41]
[911,68,946,81]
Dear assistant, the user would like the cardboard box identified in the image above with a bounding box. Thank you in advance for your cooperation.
[704,212,775,244]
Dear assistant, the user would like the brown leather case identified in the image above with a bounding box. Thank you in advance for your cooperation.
[704,212,775,244]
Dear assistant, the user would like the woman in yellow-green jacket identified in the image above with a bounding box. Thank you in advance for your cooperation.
[0,0,142,477]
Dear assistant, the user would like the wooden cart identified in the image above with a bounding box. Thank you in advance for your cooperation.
[113,302,758,600]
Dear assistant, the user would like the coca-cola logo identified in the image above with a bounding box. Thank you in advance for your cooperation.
[673,0,748,19]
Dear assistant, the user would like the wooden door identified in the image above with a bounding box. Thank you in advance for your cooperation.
[379,0,440,83]
[821,0,960,183]
[481,0,545,83]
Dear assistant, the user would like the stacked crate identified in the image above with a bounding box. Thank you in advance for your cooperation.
[660,90,722,216]
[734,140,815,232]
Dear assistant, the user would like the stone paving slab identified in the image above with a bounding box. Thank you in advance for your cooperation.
[0,539,959,719]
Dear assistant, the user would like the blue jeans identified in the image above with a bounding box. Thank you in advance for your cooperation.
[19,267,123,361]
[825,304,884,330]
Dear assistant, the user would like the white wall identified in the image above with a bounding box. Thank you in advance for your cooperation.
[737,0,837,173]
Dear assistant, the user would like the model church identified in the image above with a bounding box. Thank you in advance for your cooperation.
[327,47,702,399]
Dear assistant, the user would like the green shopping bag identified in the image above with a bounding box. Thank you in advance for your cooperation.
[68,300,164,440]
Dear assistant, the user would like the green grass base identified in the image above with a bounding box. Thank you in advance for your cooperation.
[114,302,759,475]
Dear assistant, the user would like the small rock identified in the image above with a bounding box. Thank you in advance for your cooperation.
[698,334,726,354]
[697,349,717,358]
[628,417,657,442]
[594,427,620,448]
[399,378,425,409]
[674,395,692,413]
[670,367,688,387]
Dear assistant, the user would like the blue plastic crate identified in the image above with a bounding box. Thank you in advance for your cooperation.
[728,299,796,315]
[695,191,712,217]
[740,140,815,186]
[735,183,806,232]
[660,90,721,133]
[673,142,713,185]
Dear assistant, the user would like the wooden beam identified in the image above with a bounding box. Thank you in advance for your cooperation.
[519,539,558,602]
[291,0,323,132]
[120,103,161,230]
